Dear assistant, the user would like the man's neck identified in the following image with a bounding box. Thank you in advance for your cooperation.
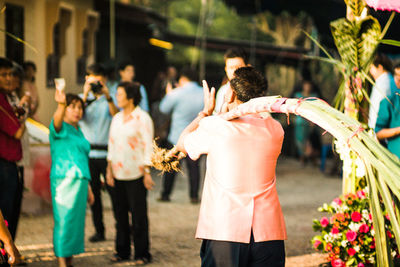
[123,104,135,115]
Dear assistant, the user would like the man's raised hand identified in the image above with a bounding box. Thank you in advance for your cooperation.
[202,80,215,116]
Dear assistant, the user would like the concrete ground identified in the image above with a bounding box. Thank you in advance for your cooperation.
[15,157,342,266]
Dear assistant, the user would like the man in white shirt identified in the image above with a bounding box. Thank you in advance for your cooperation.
[368,53,397,129]
[214,48,249,114]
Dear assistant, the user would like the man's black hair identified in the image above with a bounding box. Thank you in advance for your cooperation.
[394,63,400,71]
[118,62,134,72]
[22,61,37,72]
[230,66,268,102]
[224,48,249,65]
[118,81,142,106]
[86,63,106,76]
[179,66,198,82]
[373,53,393,72]
[0,57,13,69]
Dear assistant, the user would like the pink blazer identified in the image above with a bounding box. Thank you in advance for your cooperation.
[184,114,287,243]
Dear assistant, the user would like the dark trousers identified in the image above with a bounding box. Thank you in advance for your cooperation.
[114,178,151,261]
[8,166,24,240]
[89,158,117,236]
[161,142,200,199]
[200,233,285,267]
[0,159,19,240]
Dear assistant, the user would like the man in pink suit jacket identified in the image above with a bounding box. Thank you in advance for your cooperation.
[176,66,286,267]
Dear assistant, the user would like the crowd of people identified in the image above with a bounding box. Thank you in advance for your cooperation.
[1,48,400,267]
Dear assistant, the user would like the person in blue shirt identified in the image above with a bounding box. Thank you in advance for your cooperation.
[158,67,204,203]
[79,63,119,243]
[118,62,149,112]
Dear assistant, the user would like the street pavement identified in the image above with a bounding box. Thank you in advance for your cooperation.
[15,157,342,266]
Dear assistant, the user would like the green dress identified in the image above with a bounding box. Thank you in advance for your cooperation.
[49,120,91,257]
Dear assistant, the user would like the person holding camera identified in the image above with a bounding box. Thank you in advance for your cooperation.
[79,63,118,243]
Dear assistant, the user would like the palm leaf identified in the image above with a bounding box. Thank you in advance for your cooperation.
[357,16,381,69]
[330,18,358,67]
[381,39,400,47]
[344,0,366,17]
[217,96,400,266]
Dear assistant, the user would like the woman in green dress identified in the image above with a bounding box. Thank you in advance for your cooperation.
[49,89,94,267]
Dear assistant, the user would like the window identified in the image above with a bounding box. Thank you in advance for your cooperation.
[5,3,24,64]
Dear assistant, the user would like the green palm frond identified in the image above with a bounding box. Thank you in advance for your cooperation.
[330,16,381,70]
[358,16,381,69]
[331,18,358,67]
[381,39,400,47]
[344,0,366,17]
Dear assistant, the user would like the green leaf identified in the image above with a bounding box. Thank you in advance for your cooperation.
[381,39,400,48]
[344,0,366,17]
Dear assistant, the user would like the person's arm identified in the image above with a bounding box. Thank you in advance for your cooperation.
[139,85,150,112]
[103,85,119,116]
[106,161,115,187]
[53,89,66,133]
[159,90,177,114]
[13,124,26,140]
[376,127,400,140]
[176,81,215,153]
[142,114,155,190]
[0,211,20,265]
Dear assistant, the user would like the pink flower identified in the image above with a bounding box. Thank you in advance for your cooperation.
[0,249,5,255]
[356,190,366,199]
[4,220,8,227]
[348,248,356,256]
[358,263,365,267]
[385,214,390,221]
[331,258,345,267]
[333,198,343,205]
[313,240,322,249]
[351,211,362,222]
[331,227,339,234]
[346,230,357,242]
[359,224,369,233]
[320,217,330,227]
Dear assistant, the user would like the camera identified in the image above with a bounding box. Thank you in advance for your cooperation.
[15,106,26,118]
[90,81,103,94]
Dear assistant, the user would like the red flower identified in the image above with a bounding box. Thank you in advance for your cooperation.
[0,249,5,255]
[358,263,365,267]
[331,227,339,234]
[356,190,366,199]
[359,224,369,233]
[333,198,343,205]
[320,217,330,227]
[4,220,8,228]
[331,258,345,267]
[325,243,333,252]
[348,248,356,256]
[351,211,362,222]
[370,241,375,249]
[346,230,357,242]
[313,240,322,249]
[387,231,393,238]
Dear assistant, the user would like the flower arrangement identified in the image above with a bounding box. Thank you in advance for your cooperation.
[312,189,399,267]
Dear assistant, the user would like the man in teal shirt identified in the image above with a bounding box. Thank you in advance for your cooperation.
[375,63,400,159]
